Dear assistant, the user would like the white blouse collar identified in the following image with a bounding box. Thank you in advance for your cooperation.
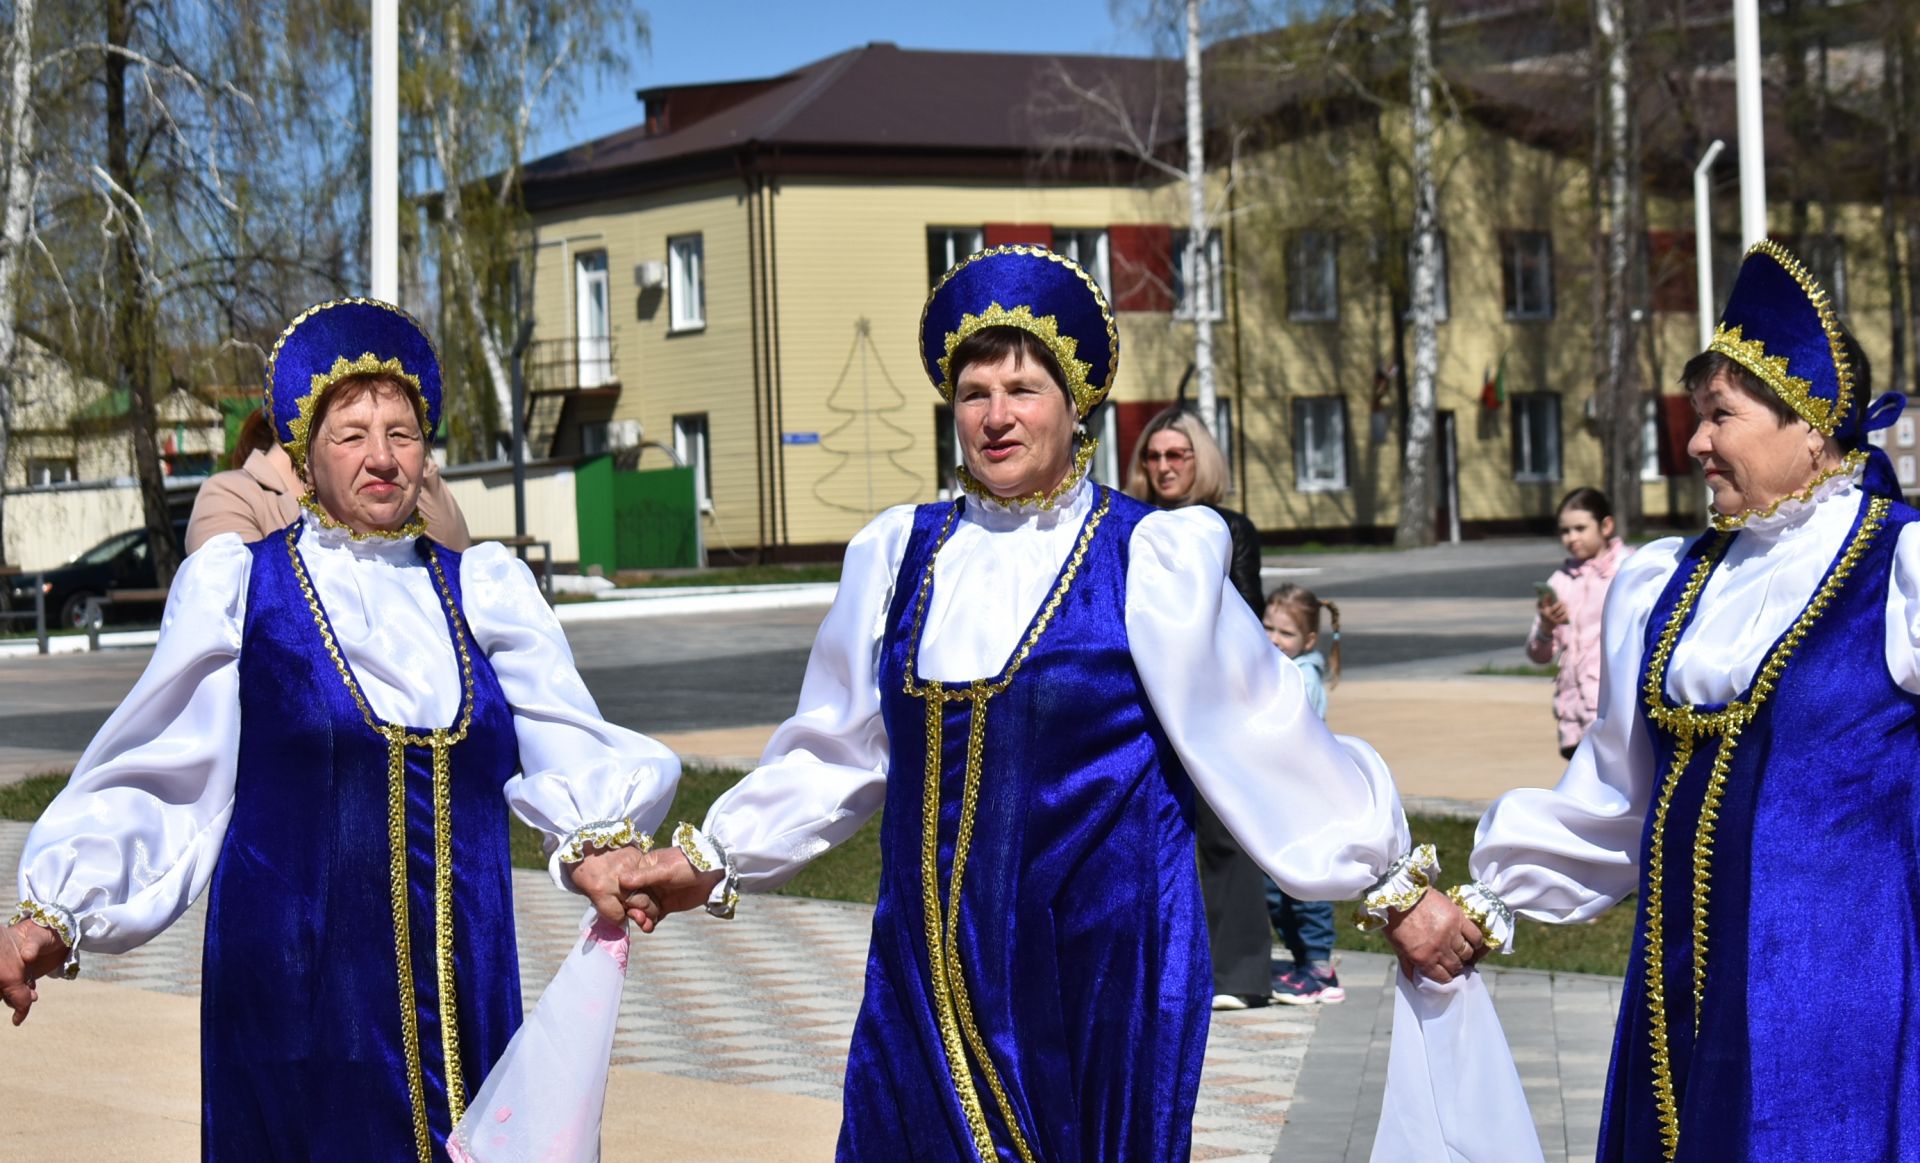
[1710,450,1867,541]
[300,504,424,562]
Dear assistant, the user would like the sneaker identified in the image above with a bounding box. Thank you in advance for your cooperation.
[1272,962,1345,1006]
[1211,992,1271,1011]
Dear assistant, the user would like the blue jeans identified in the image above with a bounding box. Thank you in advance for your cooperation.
[1264,876,1335,965]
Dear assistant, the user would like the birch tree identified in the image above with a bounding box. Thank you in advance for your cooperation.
[402,0,643,460]
[0,0,33,564]
[1394,0,1442,548]
[1182,0,1219,436]
[1593,0,1643,538]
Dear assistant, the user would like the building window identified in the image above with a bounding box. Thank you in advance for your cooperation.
[1801,234,1847,312]
[1502,231,1555,320]
[1172,228,1225,320]
[1087,404,1120,487]
[668,235,705,332]
[1512,393,1562,481]
[1902,454,1917,489]
[933,403,962,499]
[1899,416,1916,448]
[1293,396,1347,491]
[1287,231,1339,321]
[574,249,613,385]
[927,227,984,285]
[26,457,76,486]
[1052,228,1112,301]
[672,413,712,512]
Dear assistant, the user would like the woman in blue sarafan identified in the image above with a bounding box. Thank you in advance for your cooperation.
[631,247,1428,1160]
[0,300,697,1161]
[1412,240,1920,1161]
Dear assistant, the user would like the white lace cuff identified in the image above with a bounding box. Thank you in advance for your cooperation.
[10,899,81,980]
[674,822,739,920]
[1352,843,1440,931]
[1447,881,1517,954]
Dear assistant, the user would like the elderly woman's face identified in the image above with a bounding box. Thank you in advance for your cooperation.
[306,381,427,534]
[953,352,1077,498]
[1144,429,1198,505]
[1686,371,1834,517]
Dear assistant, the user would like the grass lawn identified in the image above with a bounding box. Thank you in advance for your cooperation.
[1468,662,1558,678]
[5,766,1632,977]
[613,563,842,589]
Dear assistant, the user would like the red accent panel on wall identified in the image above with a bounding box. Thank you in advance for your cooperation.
[1647,230,1698,314]
[983,223,1052,247]
[1657,394,1696,476]
[1110,224,1174,312]
[1113,399,1173,471]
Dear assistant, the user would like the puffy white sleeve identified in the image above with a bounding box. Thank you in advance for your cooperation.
[14,534,251,964]
[1460,538,1683,950]
[698,506,915,894]
[1881,523,1920,696]
[462,544,681,892]
[1127,507,1413,904]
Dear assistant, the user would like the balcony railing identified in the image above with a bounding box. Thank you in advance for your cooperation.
[526,337,618,394]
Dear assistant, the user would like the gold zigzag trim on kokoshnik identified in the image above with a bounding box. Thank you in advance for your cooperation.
[922,244,1120,418]
[284,353,430,469]
[1635,494,1888,1160]
[285,524,477,1159]
[1706,238,1856,436]
[901,491,1110,1161]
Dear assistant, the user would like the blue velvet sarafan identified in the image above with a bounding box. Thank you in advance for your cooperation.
[202,525,521,1162]
[1601,491,1920,1160]
[838,486,1211,1162]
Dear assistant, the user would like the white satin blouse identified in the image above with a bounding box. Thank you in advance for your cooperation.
[15,513,680,958]
[1470,468,1920,933]
[700,476,1412,904]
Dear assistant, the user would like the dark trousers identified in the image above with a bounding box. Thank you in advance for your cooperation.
[1265,878,1336,965]
[1194,796,1275,997]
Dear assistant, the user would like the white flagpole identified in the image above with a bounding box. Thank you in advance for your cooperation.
[370,0,398,303]
[1733,0,1766,248]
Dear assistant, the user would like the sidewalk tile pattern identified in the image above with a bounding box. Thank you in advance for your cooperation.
[2,821,1319,1157]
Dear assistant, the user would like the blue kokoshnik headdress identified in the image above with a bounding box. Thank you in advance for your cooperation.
[1710,239,1902,447]
[919,245,1119,417]
[265,298,442,468]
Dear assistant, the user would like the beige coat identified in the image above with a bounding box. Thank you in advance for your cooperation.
[184,445,471,554]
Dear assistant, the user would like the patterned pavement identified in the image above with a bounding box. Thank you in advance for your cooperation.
[3,820,1321,1160]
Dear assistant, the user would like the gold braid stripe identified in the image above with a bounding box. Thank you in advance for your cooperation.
[286,526,476,1153]
[945,691,1037,1163]
[902,490,1108,1159]
[956,437,1098,513]
[1708,451,1866,533]
[1637,494,1887,1158]
[919,680,996,1158]
[1642,739,1692,1161]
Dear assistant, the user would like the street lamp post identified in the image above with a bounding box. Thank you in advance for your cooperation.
[1733,0,1767,247]
[1694,139,1727,350]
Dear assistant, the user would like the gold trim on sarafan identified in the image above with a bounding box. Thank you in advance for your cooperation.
[955,437,1098,513]
[1706,239,1855,436]
[900,490,1110,1161]
[1636,494,1887,1159]
[287,526,476,1158]
[1708,450,1866,533]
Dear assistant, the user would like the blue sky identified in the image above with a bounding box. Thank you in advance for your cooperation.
[531,1,1170,158]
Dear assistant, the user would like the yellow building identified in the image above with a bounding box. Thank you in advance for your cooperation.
[519,40,1897,558]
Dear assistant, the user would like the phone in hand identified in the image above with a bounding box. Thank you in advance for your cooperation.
[1534,581,1558,604]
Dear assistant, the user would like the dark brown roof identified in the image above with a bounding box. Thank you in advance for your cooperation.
[522,43,1172,211]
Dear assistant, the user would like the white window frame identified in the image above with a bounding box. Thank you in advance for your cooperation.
[1504,231,1555,320]
[1641,396,1662,482]
[574,249,612,387]
[1172,228,1226,321]
[1512,393,1563,482]
[1052,228,1113,302]
[668,235,705,332]
[26,457,77,487]
[927,227,985,285]
[1899,416,1917,448]
[1902,454,1917,489]
[1287,231,1339,322]
[1087,405,1121,488]
[1293,396,1348,492]
[672,413,713,513]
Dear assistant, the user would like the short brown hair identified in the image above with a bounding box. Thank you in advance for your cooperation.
[309,374,427,443]
[1125,406,1229,507]
[946,325,1070,405]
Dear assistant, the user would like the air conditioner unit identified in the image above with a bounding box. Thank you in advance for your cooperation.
[608,419,642,450]
[634,261,667,289]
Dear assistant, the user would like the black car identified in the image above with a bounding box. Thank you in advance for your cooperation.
[4,519,189,627]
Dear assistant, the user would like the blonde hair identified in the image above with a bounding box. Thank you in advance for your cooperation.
[1265,582,1340,688]
[1125,406,1229,507]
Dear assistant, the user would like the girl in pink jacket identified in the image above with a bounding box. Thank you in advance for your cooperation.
[1527,487,1632,758]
